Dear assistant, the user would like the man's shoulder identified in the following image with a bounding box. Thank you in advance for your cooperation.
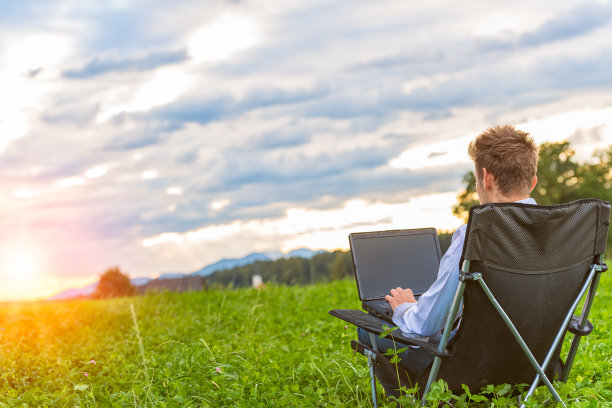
[441,224,467,259]
[452,224,467,240]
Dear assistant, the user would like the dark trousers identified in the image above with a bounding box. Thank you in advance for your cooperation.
[357,327,435,398]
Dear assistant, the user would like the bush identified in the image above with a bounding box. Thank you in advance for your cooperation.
[93,266,135,298]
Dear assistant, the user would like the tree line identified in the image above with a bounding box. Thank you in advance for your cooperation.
[203,232,454,289]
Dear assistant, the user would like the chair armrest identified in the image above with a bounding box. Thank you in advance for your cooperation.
[329,309,452,358]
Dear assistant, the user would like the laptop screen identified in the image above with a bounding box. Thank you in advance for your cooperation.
[349,228,441,301]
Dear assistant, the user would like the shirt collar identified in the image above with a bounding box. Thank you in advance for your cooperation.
[515,197,537,205]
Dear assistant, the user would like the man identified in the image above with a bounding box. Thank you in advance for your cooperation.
[358,125,539,398]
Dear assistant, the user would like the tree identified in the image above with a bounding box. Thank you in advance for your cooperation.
[531,142,581,205]
[329,251,352,281]
[93,266,135,298]
[452,172,479,223]
[453,141,612,254]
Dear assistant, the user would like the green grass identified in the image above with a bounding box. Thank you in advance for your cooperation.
[0,273,610,407]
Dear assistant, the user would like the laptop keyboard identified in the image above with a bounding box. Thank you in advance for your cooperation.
[369,299,394,316]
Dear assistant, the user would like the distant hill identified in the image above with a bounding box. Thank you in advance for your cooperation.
[266,248,326,260]
[48,277,153,300]
[157,272,188,279]
[48,248,326,300]
[189,249,325,277]
[131,277,153,286]
[190,252,271,277]
[48,282,99,300]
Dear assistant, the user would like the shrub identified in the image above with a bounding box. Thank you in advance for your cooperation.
[93,266,135,298]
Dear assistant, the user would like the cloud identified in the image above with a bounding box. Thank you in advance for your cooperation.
[476,2,612,51]
[141,191,465,257]
[247,126,311,150]
[63,49,188,79]
[533,50,612,89]
[187,13,260,63]
[41,102,100,125]
[150,82,330,126]
[349,50,447,72]
[102,122,167,151]
[519,2,612,46]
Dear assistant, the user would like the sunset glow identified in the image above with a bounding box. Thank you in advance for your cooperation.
[6,252,36,278]
[1,249,40,301]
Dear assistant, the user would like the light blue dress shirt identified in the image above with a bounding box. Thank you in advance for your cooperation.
[391,198,537,338]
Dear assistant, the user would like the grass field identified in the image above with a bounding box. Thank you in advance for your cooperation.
[0,273,610,407]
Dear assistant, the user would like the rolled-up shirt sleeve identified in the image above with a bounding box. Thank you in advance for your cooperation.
[391,225,467,338]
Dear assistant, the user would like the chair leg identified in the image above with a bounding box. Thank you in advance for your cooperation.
[367,332,379,407]
[561,265,602,382]
[421,277,468,406]
[421,356,442,406]
[364,349,378,408]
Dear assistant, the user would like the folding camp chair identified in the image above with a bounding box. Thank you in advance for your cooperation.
[330,199,610,407]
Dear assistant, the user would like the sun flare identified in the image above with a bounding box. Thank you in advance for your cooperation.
[0,249,42,300]
[6,253,37,278]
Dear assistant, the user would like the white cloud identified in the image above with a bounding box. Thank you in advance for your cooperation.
[211,198,231,210]
[517,106,612,161]
[188,13,261,63]
[85,165,109,179]
[4,32,74,74]
[0,33,74,151]
[166,186,183,195]
[0,110,29,152]
[142,192,463,255]
[57,177,86,187]
[97,67,192,122]
[12,189,36,199]
[142,232,180,247]
[470,8,552,37]
[402,74,450,94]
[141,170,158,180]
[389,136,473,170]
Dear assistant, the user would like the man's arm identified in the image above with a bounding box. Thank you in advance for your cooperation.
[388,225,466,338]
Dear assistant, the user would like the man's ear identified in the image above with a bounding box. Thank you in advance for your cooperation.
[529,175,537,192]
[482,168,495,191]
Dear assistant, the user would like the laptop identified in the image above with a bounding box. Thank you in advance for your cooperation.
[349,228,442,324]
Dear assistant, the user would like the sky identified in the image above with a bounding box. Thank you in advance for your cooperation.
[1,0,612,301]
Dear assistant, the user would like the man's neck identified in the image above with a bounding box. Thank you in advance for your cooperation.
[505,193,531,202]
[482,191,531,204]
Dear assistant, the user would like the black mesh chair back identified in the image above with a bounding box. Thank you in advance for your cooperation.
[432,199,610,392]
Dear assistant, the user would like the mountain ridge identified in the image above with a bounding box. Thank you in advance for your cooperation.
[48,248,326,300]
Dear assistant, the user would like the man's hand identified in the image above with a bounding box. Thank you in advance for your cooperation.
[385,287,417,311]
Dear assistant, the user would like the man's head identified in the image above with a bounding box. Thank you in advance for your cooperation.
[468,125,539,204]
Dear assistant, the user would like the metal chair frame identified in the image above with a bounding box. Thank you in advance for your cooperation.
[420,255,607,407]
